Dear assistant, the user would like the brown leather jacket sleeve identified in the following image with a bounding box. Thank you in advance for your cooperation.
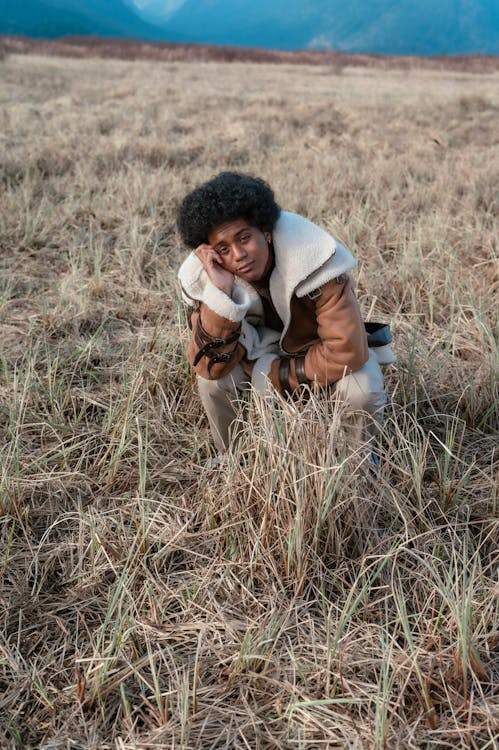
[267,275,368,393]
[186,303,246,380]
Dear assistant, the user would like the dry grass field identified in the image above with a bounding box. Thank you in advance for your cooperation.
[0,50,498,749]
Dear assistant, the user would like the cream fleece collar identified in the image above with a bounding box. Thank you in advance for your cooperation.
[268,211,355,329]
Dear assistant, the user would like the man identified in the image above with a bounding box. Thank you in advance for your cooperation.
[177,172,393,458]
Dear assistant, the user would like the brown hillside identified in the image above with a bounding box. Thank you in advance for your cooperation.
[2,33,499,72]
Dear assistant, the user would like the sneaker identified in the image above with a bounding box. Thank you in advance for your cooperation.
[205,451,225,469]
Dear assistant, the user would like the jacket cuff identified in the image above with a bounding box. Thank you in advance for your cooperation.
[251,354,280,395]
[202,282,252,323]
[178,253,252,323]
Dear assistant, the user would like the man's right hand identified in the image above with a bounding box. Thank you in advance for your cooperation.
[195,244,234,296]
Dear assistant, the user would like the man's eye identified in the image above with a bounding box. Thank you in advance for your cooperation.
[218,247,229,255]
[241,235,251,242]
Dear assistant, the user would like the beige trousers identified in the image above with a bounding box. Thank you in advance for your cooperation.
[197,350,387,453]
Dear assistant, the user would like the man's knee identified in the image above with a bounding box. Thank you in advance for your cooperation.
[196,365,249,452]
[197,373,235,401]
[334,351,386,418]
[197,364,247,400]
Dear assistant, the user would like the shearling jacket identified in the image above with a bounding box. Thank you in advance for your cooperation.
[178,211,370,395]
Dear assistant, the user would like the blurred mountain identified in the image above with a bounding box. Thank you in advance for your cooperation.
[135,0,499,55]
[0,0,180,41]
[2,0,498,54]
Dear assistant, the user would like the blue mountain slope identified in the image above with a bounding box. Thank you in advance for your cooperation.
[3,0,498,54]
[162,0,325,49]
[0,0,179,41]
[317,0,499,54]
[142,0,499,54]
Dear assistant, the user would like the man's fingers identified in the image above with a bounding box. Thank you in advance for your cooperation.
[195,244,219,266]
[195,243,214,254]
[194,243,233,295]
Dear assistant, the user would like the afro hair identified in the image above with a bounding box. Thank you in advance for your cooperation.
[177,172,281,249]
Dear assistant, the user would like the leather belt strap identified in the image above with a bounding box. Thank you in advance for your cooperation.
[192,330,240,367]
[194,315,240,348]
[193,315,241,367]
[279,357,291,394]
[295,356,309,386]
[207,343,239,375]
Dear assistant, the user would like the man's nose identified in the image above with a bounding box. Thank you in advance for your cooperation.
[232,242,247,259]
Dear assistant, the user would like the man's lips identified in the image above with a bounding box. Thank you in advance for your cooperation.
[237,262,254,274]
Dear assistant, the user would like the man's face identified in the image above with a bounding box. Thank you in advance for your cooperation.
[207,218,271,282]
